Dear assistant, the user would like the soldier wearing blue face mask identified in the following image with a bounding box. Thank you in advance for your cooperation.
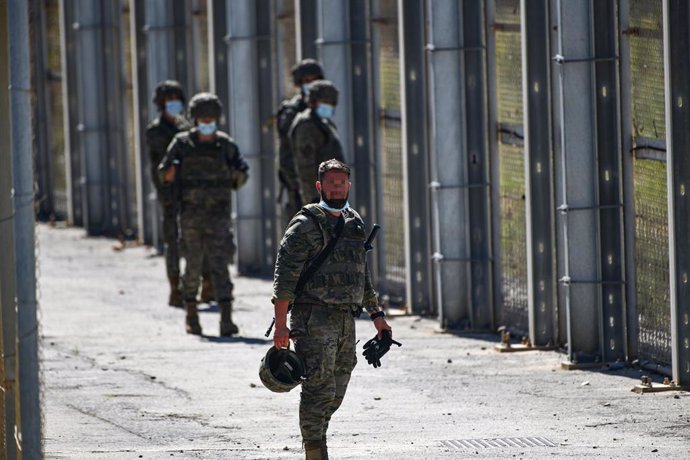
[289,80,345,205]
[146,81,216,309]
[159,92,250,336]
[275,60,325,225]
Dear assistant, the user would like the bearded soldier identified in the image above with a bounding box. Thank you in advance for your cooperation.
[159,93,249,336]
[289,80,345,205]
[272,159,392,459]
[276,59,324,223]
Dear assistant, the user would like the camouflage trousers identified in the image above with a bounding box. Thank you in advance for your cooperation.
[158,197,180,280]
[180,215,235,304]
[291,304,357,442]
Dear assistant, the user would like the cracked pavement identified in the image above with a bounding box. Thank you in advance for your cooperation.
[39,225,690,459]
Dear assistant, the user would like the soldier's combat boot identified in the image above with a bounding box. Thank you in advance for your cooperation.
[219,302,238,336]
[200,276,214,304]
[304,441,324,460]
[168,276,183,308]
[185,301,202,335]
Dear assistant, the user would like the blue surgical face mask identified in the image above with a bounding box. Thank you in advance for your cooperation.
[302,84,311,96]
[197,121,217,136]
[165,100,184,117]
[315,103,335,119]
[318,199,349,213]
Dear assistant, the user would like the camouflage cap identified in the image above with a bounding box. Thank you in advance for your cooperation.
[307,80,338,105]
[153,80,185,110]
[291,59,324,86]
[188,92,223,119]
[318,158,350,180]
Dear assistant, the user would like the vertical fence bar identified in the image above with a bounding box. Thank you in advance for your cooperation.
[256,0,279,273]
[315,0,353,166]
[30,0,54,220]
[662,0,690,387]
[521,0,556,346]
[9,0,42,454]
[0,2,18,455]
[426,0,469,325]
[223,0,267,275]
[592,0,626,364]
[297,0,318,59]
[349,0,376,225]
[399,0,432,313]
[618,0,638,363]
[59,0,83,227]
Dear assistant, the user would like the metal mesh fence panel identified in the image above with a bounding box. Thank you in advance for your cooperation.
[633,157,671,365]
[373,0,406,304]
[494,0,527,332]
[277,1,296,100]
[628,0,671,367]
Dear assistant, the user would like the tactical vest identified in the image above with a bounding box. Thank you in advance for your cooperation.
[297,204,368,306]
[176,131,237,216]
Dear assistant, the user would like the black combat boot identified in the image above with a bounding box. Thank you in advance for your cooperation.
[168,276,183,308]
[185,301,202,335]
[304,440,324,460]
[219,302,238,336]
[200,276,214,304]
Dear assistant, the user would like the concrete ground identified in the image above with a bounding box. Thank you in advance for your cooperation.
[39,224,689,459]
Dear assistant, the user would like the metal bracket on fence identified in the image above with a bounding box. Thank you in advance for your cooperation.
[314,38,369,46]
[631,375,688,393]
[559,276,625,286]
[429,181,490,191]
[556,203,623,214]
[553,54,618,64]
[223,34,271,44]
[493,326,556,353]
[425,43,485,53]
[1,378,15,392]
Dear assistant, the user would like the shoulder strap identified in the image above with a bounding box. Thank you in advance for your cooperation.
[293,210,345,299]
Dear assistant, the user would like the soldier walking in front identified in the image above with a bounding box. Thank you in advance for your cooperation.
[272,159,392,459]
[159,93,249,336]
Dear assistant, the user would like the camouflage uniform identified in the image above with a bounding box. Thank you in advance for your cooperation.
[276,94,308,219]
[159,129,249,331]
[289,110,345,205]
[272,203,379,444]
[145,115,190,281]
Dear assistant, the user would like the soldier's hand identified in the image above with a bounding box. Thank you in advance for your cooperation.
[273,325,291,349]
[373,317,392,339]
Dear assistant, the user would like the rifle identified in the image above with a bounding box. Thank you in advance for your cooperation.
[265,221,381,338]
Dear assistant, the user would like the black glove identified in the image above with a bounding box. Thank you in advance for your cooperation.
[362,330,401,368]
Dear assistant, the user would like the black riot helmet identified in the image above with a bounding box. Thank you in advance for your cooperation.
[259,346,306,393]
[291,59,324,86]
[188,92,223,120]
[307,80,339,105]
[152,80,185,111]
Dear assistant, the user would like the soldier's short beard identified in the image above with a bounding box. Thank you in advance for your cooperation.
[319,191,349,211]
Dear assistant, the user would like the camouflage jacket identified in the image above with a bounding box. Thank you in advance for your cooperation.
[158,129,249,221]
[145,115,191,191]
[276,94,307,194]
[272,203,380,314]
[289,109,345,204]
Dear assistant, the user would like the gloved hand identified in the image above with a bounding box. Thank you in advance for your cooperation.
[362,330,402,368]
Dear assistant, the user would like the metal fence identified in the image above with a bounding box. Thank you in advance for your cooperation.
[494,0,528,334]
[372,0,406,306]
[628,0,671,367]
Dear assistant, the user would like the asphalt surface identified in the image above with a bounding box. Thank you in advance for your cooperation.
[38,224,689,459]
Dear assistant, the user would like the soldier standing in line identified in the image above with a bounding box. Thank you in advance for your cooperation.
[159,93,249,336]
[272,159,392,459]
[275,59,325,224]
[146,80,214,307]
[289,80,345,205]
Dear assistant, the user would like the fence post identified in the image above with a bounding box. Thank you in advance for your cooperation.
[662,0,690,388]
